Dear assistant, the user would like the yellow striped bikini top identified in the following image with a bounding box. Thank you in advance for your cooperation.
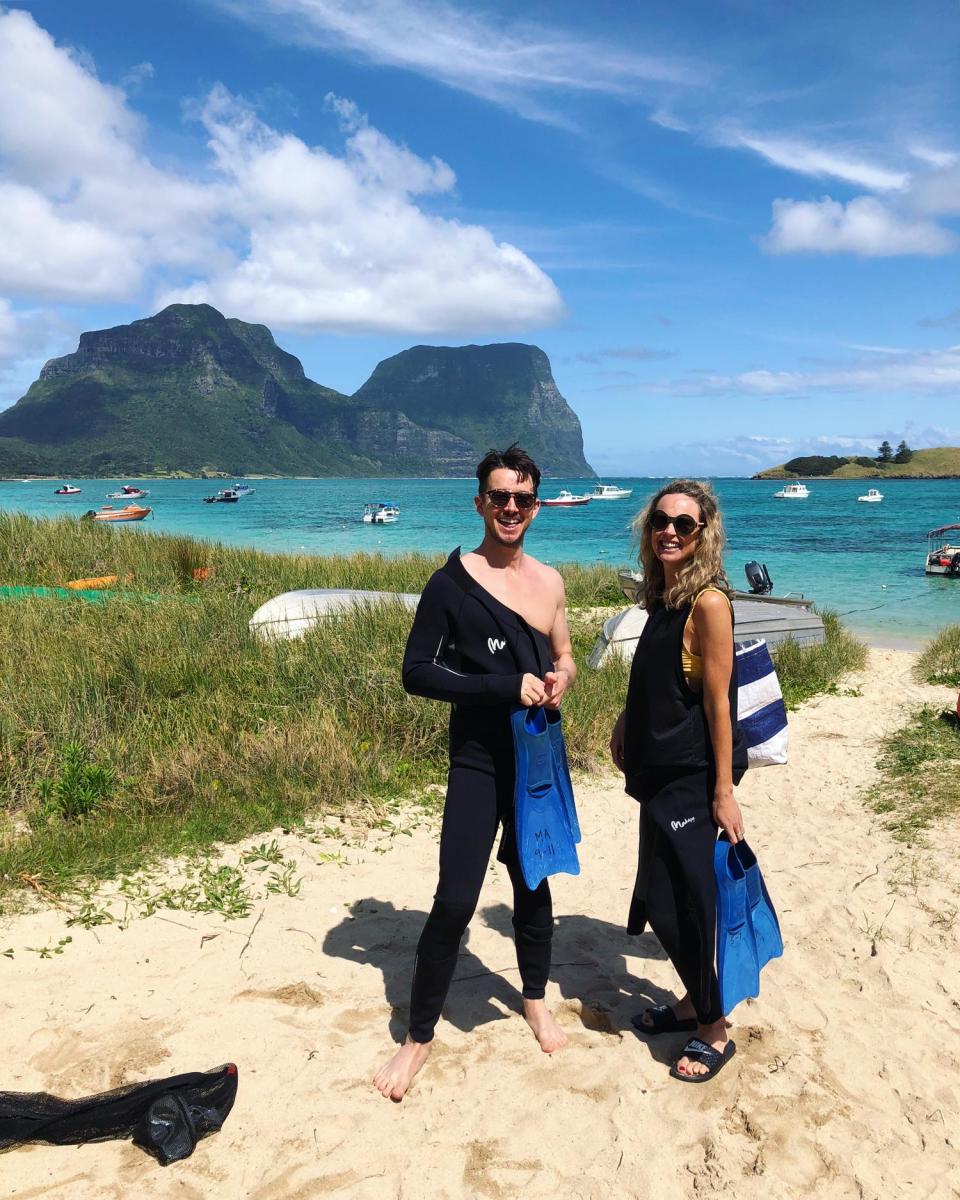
[681,588,733,681]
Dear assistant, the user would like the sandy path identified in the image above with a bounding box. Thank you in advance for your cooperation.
[1,648,958,1199]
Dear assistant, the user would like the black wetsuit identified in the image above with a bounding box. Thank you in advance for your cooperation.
[402,549,555,1044]
[623,599,746,1025]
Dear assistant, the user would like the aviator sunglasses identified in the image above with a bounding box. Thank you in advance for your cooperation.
[648,509,704,536]
[482,489,538,511]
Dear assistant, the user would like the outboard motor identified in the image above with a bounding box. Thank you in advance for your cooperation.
[744,561,773,595]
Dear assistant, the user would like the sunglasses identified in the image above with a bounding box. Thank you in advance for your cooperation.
[482,489,538,511]
[648,509,704,536]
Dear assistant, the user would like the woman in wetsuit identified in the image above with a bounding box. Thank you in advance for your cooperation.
[610,479,747,1083]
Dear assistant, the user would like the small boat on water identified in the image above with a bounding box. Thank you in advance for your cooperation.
[362,501,400,524]
[54,484,81,495]
[542,490,591,507]
[82,504,152,523]
[228,483,255,497]
[857,488,883,503]
[106,485,150,500]
[773,482,810,499]
[590,483,632,500]
[204,489,240,503]
[925,524,960,577]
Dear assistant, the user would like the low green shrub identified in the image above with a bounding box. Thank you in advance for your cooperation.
[915,624,960,687]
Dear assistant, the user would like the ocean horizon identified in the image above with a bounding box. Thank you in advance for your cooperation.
[2,475,958,644]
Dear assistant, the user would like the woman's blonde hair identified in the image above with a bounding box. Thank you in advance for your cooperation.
[632,479,731,611]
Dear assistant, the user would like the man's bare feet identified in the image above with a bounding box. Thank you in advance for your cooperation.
[673,1018,728,1079]
[522,997,567,1053]
[372,1036,432,1101]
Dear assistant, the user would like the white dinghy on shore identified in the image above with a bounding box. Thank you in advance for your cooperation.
[249,589,420,641]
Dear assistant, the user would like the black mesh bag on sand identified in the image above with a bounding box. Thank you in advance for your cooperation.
[0,1062,237,1165]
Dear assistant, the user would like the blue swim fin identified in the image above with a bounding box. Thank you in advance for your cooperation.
[713,840,760,1015]
[544,708,581,844]
[511,706,580,891]
[734,841,783,970]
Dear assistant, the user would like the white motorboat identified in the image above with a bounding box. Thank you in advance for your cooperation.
[106,485,150,500]
[773,482,810,499]
[53,484,82,495]
[590,483,632,500]
[362,501,400,524]
[541,489,591,507]
[857,488,883,503]
[925,525,960,577]
[228,483,256,497]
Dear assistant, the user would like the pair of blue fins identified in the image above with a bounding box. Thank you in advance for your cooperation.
[714,839,783,1014]
[510,705,581,891]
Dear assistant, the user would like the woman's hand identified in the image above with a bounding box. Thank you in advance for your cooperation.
[519,673,547,707]
[610,710,626,772]
[712,788,744,843]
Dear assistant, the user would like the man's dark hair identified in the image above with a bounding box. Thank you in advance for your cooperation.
[475,443,541,493]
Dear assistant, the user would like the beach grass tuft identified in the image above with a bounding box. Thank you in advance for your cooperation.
[772,609,868,709]
[915,623,960,687]
[869,705,960,841]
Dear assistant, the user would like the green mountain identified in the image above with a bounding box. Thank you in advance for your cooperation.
[0,305,593,478]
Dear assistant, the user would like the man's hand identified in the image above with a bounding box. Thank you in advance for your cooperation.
[519,673,547,707]
[609,710,626,771]
[542,668,570,710]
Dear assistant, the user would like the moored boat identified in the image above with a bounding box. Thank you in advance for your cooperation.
[590,483,632,500]
[82,504,152,523]
[541,489,591,507]
[228,483,255,497]
[362,501,400,524]
[204,489,240,503]
[773,482,810,499]
[857,488,883,503]
[54,484,81,495]
[106,485,151,499]
[925,524,960,577]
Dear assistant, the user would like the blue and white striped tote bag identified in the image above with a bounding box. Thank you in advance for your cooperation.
[735,639,788,767]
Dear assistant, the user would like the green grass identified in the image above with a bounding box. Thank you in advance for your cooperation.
[772,609,868,708]
[0,513,860,899]
[915,624,960,687]
[869,706,960,841]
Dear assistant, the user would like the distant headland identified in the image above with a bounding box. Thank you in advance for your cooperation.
[753,446,960,480]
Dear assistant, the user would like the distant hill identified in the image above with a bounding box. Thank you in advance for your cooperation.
[753,448,960,479]
[0,305,594,478]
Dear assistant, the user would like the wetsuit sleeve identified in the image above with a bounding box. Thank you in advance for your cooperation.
[402,576,523,705]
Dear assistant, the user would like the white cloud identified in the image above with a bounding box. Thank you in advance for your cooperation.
[0,10,563,334]
[209,0,700,124]
[718,129,909,192]
[763,195,956,257]
[650,345,960,398]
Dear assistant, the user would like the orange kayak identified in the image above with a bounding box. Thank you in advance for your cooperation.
[66,574,118,589]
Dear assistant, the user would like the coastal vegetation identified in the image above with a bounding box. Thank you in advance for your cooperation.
[771,609,867,708]
[0,514,864,898]
[915,623,960,686]
[753,446,960,480]
[870,706,960,842]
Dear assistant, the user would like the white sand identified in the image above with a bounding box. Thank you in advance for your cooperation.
[2,647,959,1198]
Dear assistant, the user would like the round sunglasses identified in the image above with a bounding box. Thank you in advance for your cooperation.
[648,509,704,537]
[482,489,538,511]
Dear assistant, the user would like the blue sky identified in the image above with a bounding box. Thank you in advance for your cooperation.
[1,0,959,475]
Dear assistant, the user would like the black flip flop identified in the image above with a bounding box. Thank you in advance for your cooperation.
[630,1004,698,1036]
[669,1038,736,1083]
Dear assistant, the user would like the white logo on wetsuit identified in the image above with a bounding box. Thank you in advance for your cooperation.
[488,637,506,654]
[671,817,695,831]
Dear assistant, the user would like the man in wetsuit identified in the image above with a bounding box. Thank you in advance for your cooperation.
[373,444,577,1101]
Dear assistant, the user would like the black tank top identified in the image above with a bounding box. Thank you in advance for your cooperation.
[622,599,746,795]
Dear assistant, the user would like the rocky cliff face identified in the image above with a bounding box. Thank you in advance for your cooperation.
[352,343,593,477]
[0,307,594,477]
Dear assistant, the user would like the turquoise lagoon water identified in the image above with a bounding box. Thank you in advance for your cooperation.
[2,475,958,644]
